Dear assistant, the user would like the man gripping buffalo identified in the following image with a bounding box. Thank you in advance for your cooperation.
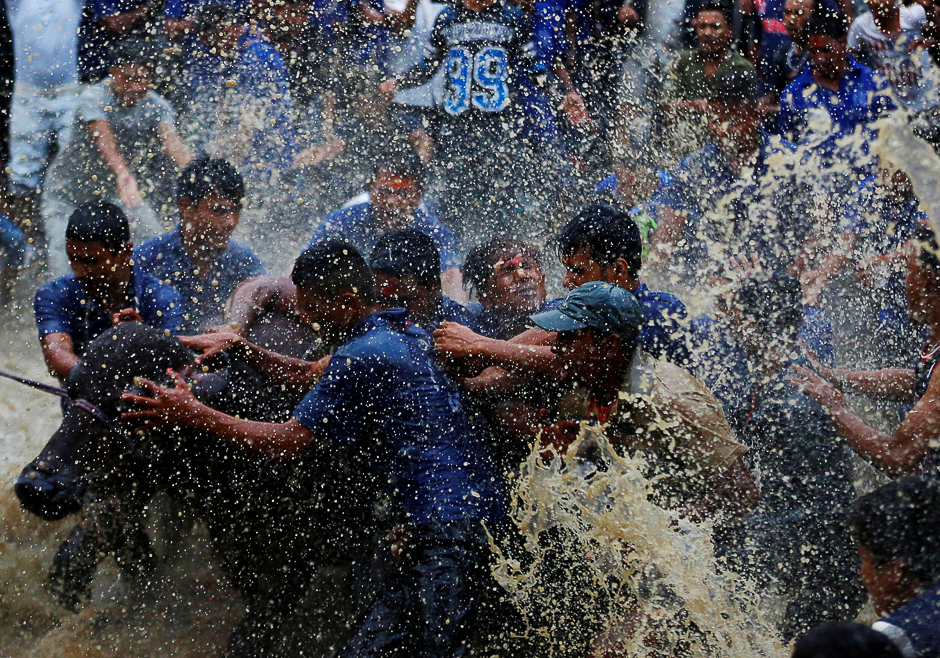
[123,240,507,658]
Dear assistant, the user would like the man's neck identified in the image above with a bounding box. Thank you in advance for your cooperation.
[85,269,133,314]
[180,232,220,275]
[873,5,901,35]
[587,355,631,407]
[813,62,850,92]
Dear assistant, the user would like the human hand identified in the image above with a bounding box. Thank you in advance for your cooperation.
[180,332,245,366]
[293,138,346,168]
[433,322,486,361]
[727,253,762,279]
[789,364,846,411]
[112,307,143,326]
[560,91,596,131]
[385,524,413,559]
[120,369,203,426]
[378,78,398,102]
[116,172,142,208]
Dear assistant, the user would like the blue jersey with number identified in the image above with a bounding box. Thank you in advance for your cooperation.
[400,5,532,135]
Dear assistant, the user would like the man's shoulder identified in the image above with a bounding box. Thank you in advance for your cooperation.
[634,284,687,315]
[135,229,180,257]
[441,296,475,325]
[136,271,182,300]
[35,275,79,302]
[323,203,370,228]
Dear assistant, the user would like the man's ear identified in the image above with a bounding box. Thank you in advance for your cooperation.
[600,332,623,358]
[336,290,360,310]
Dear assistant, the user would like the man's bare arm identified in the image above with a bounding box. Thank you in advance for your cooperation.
[159,123,192,169]
[122,372,319,460]
[218,276,297,336]
[433,322,558,375]
[181,333,325,392]
[40,333,80,384]
[87,119,142,208]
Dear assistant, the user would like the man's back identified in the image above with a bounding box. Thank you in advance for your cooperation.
[292,309,504,526]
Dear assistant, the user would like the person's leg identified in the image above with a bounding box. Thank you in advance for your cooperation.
[8,86,51,198]
[41,191,75,277]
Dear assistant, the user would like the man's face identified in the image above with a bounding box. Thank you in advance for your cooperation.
[66,239,131,296]
[707,102,762,156]
[551,328,618,382]
[296,286,350,345]
[783,0,814,45]
[808,35,849,80]
[481,252,547,315]
[695,10,732,57]
[369,171,421,230]
[179,191,241,254]
[374,272,439,322]
[858,546,908,616]
[867,0,896,15]
[562,247,609,290]
[109,64,152,106]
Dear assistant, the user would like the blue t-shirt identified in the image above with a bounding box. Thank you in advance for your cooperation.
[292,309,504,527]
[308,202,460,272]
[133,227,265,334]
[634,283,692,366]
[0,213,30,269]
[34,271,184,355]
[426,296,475,336]
[181,29,296,178]
[874,580,940,658]
[165,0,248,19]
[778,57,896,157]
[651,130,809,271]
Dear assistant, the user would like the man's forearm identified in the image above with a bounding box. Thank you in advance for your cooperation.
[182,404,317,460]
[471,337,556,375]
[88,120,130,178]
[831,367,916,402]
[829,404,924,475]
[238,340,322,392]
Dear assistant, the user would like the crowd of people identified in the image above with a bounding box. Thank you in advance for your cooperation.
[3,0,940,654]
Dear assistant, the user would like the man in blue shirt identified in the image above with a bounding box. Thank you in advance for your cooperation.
[134,158,264,334]
[122,241,505,658]
[650,69,811,278]
[715,272,864,640]
[777,9,895,173]
[848,476,940,658]
[179,5,296,182]
[34,201,183,384]
[370,229,474,335]
[308,148,463,300]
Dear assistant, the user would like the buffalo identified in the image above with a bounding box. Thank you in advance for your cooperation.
[14,321,374,657]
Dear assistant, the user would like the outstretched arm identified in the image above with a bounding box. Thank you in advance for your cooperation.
[122,370,319,459]
[181,333,327,392]
[87,119,141,208]
[216,276,298,337]
[40,333,80,384]
[433,322,558,375]
[791,365,936,475]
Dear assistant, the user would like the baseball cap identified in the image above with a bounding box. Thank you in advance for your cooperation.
[529,282,645,338]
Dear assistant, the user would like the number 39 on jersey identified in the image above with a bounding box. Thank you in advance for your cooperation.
[443,46,510,115]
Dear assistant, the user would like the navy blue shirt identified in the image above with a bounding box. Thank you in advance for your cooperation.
[133,227,265,334]
[426,296,475,336]
[308,202,460,272]
[874,580,940,658]
[292,309,504,527]
[35,271,184,355]
[778,57,896,166]
[634,283,692,366]
[652,131,810,271]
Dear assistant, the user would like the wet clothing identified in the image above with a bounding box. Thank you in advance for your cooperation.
[778,57,896,165]
[651,130,809,273]
[180,28,295,181]
[34,271,184,355]
[292,308,504,527]
[664,48,757,100]
[133,226,265,334]
[308,202,460,272]
[557,349,747,509]
[873,580,940,658]
[633,283,692,366]
[849,5,939,112]
[424,296,475,336]
[0,213,31,269]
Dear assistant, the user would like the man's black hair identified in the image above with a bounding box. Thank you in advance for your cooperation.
[177,157,245,205]
[847,476,940,584]
[733,271,804,345]
[371,145,424,189]
[913,222,940,277]
[463,238,542,299]
[697,0,733,25]
[292,240,376,303]
[370,229,440,291]
[65,201,130,253]
[805,0,849,40]
[792,622,903,658]
[555,204,642,277]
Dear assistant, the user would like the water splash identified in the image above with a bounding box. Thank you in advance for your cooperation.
[491,425,786,658]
